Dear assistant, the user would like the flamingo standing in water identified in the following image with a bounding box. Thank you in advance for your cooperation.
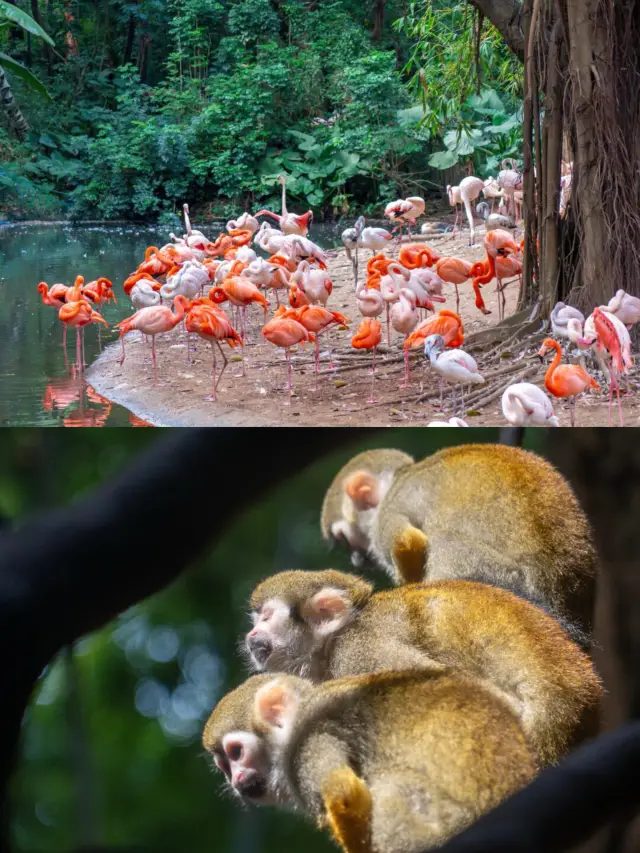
[38,282,71,346]
[501,383,559,427]
[390,289,419,388]
[537,337,599,427]
[262,315,314,404]
[59,300,108,371]
[254,175,313,236]
[423,333,485,413]
[116,295,189,385]
[351,318,382,403]
[184,300,243,401]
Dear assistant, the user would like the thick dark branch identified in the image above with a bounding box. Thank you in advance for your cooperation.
[467,0,525,62]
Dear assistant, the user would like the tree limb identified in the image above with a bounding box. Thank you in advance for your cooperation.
[466,0,525,62]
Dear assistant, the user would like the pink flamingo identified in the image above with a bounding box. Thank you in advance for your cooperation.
[262,316,314,403]
[116,295,189,385]
[254,175,313,236]
[351,318,382,403]
[390,288,419,388]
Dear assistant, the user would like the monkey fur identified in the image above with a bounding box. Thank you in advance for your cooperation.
[246,570,603,766]
[320,444,597,639]
[203,668,538,853]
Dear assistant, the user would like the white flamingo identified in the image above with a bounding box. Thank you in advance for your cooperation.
[427,417,468,427]
[227,212,260,234]
[379,263,406,344]
[423,333,485,414]
[498,159,523,219]
[130,280,160,311]
[360,226,394,254]
[476,202,515,232]
[551,302,585,341]
[233,245,258,264]
[390,288,420,387]
[603,289,640,329]
[502,383,559,427]
[459,175,485,246]
[446,184,462,237]
[356,286,384,318]
[254,222,288,254]
[404,268,446,312]
[293,261,332,307]
[482,177,503,212]
[254,175,313,236]
[384,196,425,239]
[280,235,327,267]
[161,260,209,300]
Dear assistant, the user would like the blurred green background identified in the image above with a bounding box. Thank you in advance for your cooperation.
[0,427,547,853]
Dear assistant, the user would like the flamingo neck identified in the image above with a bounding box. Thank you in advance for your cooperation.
[281,178,288,217]
[545,341,563,389]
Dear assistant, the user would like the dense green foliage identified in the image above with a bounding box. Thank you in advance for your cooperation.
[0,0,522,221]
[2,429,549,852]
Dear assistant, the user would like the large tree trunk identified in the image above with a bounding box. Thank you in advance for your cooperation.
[0,64,29,138]
[469,0,640,312]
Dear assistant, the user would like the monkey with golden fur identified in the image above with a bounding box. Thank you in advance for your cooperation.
[320,444,597,639]
[203,667,537,853]
[245,570,603,766]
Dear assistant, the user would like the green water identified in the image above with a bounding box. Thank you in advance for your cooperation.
[0,222,343,427]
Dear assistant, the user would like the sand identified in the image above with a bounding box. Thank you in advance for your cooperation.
[86,228,640,428]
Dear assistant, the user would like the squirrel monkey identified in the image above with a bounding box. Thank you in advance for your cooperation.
[320,444,597,638]
[203,668,538,853]
[245,570,603,765]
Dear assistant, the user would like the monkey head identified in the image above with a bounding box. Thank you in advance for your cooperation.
[203,674,311,807]
[320,449,414,566]
[245,570,373,675]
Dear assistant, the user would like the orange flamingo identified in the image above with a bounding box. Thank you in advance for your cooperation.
[351,318,382,403]
[59,299,108,370]
[434,258,476,314]
[364,253,394,290]
[63,275,85,303]
[404,310,464,351]
[468,230,522,316]
[398,243,441,269]
[494,254,523,322]
[289,283,309,308]
[262,316,314,403]
[116,295,189,385]
[185,300,243,401]
[538,337,600,427]
[137,246,178,277]
[281,305,349,386]
[38,282,71,346]
[210,276,269,374]
[83,277,117,307]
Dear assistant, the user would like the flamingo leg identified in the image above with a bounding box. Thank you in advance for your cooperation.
[81,327,86,369]
[569,396,575,427]
[451,384,457,415]
[400,338,410,389]
[215,342,229,391]
[455,284,460,315]
[386,304,391,346]
[119,333,127,366]
[75,328,81,372]
[284,347,293,404]
[367,346,377,404]
[354,248,359,289]
[151,335,158,385]
[62,323,67,349]
[314,337,320,390]
[204,341,217,402]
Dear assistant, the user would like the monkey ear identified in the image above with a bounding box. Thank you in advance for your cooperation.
[343,472,380,511]
[255,680,294,729]
[302,587,351,636]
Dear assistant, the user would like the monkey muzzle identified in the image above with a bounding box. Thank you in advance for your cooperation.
[247,635,273,667]
[235,770,268,802]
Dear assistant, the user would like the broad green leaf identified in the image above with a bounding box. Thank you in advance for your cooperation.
[428,150,458,170]
[0,54,52,100]
[0,1,54,44]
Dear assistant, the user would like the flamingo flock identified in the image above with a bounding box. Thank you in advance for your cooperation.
[32,174,640,426]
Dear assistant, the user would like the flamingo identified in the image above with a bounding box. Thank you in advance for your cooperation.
[161,261,210,300]
[446,184,462,236]
[482,177,503,213]
[342,216,365,287]
[279,235,327,268]
[502,383,559,427]
[210,276,269,373]
[476,202,515,232]
[404,310,464,351]
[434,257,475,315]
[262,316,314,403]
[289,282,310,309]
[137,246,179,277]
[588,307,632,426]
[281,305,349,386]
[226,212,260,235]
[254,223,288,254]
[604,290,640,329]
[423,333,485,413]
[459,175,485,246]
[360,226,394,254]
[351,318,382,403]
[292,261,332,307]
[384,196,425,240]
[130,280,161,311]
[254,175,313,236]
[37,282,70,346]
[379,263,406,345]
[390,289,419,387]
[404,268,447,312]
[537,337,599,427]
[233,246,258,265]
[427,418,468,427]
[494,253,523,322]
[184,300,243,401]
[398,243,440,269]
[82,278,117,310]
[498,160,523,219]
[468,229,522,316]
[567,308,631,390]
[59,299,108,370]
[364,253,394,290]
[116,295,189,385]
[356,286,384,319]
[551,302,585,342]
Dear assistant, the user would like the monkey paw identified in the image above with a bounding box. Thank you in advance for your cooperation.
[392,525,428,584]
[322,768,373,853]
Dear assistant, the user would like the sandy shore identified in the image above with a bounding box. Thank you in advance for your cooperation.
[87,229,640,427]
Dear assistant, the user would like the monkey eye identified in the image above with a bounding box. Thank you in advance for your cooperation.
[227,742,243,762]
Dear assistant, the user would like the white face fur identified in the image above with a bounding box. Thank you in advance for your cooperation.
[331,468,398,565]
[213,730,276,804]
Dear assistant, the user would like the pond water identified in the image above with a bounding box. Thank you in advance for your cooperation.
[0,222,345,427]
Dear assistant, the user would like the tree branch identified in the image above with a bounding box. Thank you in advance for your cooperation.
[467,0,525,62]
